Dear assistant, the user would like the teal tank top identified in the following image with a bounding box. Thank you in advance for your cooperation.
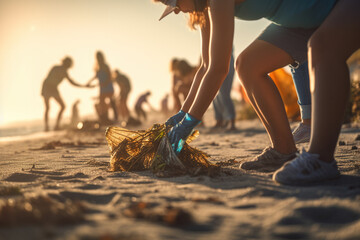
[234,0,337,29]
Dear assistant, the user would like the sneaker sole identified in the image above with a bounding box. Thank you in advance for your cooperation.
[273,173,341,186]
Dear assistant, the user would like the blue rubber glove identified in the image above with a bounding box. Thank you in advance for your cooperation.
[168,113,201,155]
[165,110,186,127]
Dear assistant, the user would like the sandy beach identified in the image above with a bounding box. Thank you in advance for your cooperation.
[1,111,360,240]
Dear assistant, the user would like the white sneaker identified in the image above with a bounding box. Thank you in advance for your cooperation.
[292,123,311,144]
[273,150,340,185]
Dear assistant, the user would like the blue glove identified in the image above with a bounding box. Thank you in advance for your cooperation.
[168,113,201,155]
[165,110,186,127]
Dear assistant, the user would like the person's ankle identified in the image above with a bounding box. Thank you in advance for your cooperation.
[273,146,297,155]
[307,150,335,163]
[213,120,223,128]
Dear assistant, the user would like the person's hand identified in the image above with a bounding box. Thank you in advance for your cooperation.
[85,83,96,88]
[165,110,186,127]
[168,113,201,155]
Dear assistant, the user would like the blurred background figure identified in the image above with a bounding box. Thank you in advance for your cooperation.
[170,58,199,112]
[212,51,237,131]
[113,69,131,124]
[41,56,86,131]
[134,91,153,122]
[86,51,118,125]
[161,93,170,117]
[70,99,81,129]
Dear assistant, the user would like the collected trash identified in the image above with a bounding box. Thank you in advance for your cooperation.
[105,124,217,177]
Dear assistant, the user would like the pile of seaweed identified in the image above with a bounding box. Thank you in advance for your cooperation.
[105,124,218,177]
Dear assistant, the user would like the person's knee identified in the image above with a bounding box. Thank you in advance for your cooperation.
[235,53,262,88]
[235,53,248,83]
[308,29,350,64]
[308,31,329,64]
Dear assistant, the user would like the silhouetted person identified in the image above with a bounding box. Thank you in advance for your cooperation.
[170,58,198,112]
[114,69,131,123]
[86,51,118,124]
[134,91,152,122]
[161,94,170,117]
[41,56,85,131]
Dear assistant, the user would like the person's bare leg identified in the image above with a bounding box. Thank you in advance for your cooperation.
[308,0,360,162]
[53,95,65,130]
[172,88,182,112]
[98,95,109,123]
[229,119,236,130]
[43,97,50,131]
[109,97,118,121]
[122,97,130,121]
[124,102,130,120]
[236,40,296,154]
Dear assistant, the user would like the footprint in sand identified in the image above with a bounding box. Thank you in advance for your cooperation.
[76,184,103,190]
[233,204,257,209]
[125,180,155,185]
[49,191,118,205]
[277,216,306,226]
[294,206,360,224]
[4,172,40,182]
[242,188,285,199]
[272,231,308,240]
[29,170,66,176]
[47,172,89,180]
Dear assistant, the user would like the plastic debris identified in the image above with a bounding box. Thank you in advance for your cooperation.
[105,124,216,176]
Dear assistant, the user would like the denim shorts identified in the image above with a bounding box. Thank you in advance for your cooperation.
[257,23,317,68]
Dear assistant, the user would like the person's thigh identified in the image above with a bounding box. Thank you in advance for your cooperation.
[310,0,360,60]
[257,23,315,67]
[52,92,65,108]
[238,39,293,76]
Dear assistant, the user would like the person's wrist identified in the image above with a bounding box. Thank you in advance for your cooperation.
[178,110,186,115]
[184,113,201,127]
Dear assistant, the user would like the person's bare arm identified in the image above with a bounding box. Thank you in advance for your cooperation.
[84,75,98,87]
[184,0,235,119]
[66,72,86,87]
[181,10,211,112]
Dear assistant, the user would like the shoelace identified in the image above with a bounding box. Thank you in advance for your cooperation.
[257,147,275,160]
[293,149,322,172]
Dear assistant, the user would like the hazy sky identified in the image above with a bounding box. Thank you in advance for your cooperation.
[0,0,269,126]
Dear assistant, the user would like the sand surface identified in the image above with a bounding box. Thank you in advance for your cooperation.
[0,113,360,240]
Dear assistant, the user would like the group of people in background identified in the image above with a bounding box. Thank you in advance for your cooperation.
[41,50,242,132]
[41,49,308,140]
[41,51,132,131]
